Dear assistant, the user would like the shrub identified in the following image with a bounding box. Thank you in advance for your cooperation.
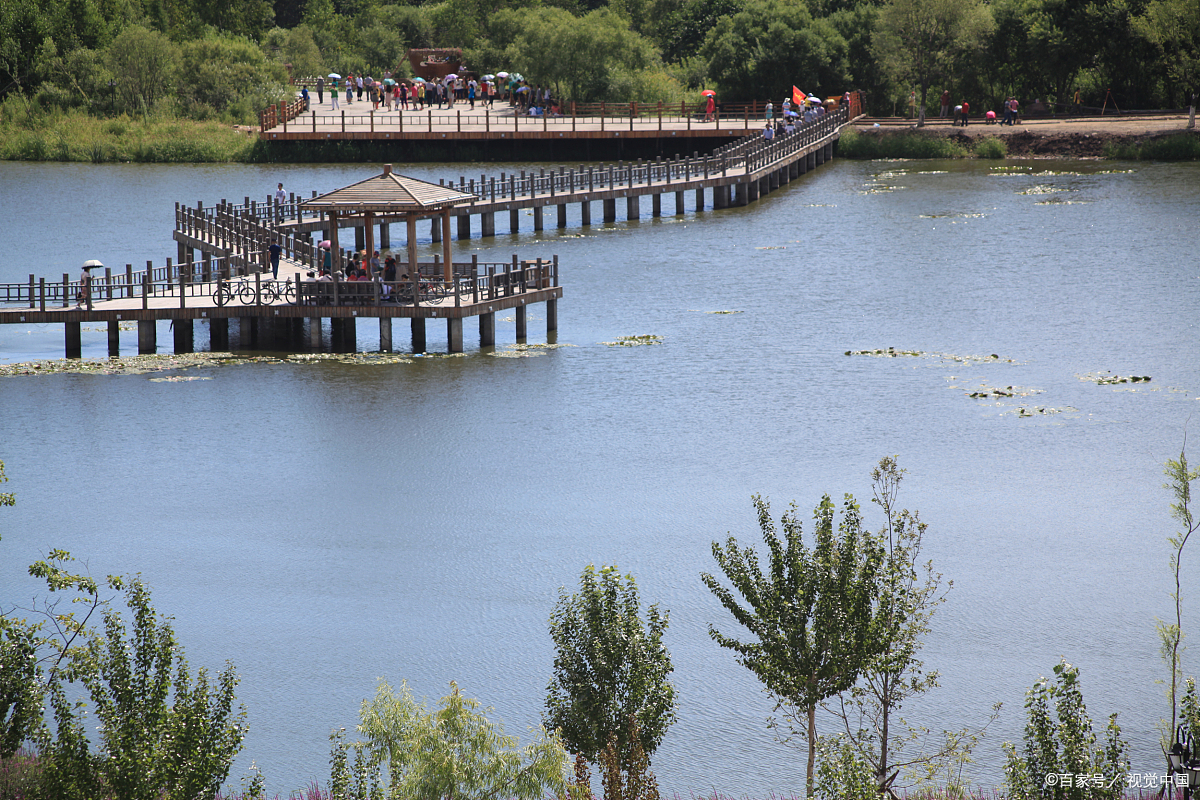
[974,137,1007,159]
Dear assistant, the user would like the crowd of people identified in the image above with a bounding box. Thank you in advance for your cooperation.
[298,72,555,114]
[940,89,1028,126]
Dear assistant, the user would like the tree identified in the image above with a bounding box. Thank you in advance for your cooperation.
[545,564,677,779]
[1137,0,1200,127]
[66,575,246,800]
[1003,660,1129,800]
[1157,442,1199,750]
[700,0,849,102]
[2,540,246,800]
[817,458,996,798]
[106,25,179,113]
[355,679,569,800]
[701,492,889,796]
[872,0,993,124]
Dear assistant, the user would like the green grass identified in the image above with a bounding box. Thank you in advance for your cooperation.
[0,102,258,162]
[1103,132,1200,160]
[973,136,1007,159]
[838,129,969,159]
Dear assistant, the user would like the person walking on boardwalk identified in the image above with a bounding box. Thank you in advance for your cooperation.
[268,238,282,280]
[316,75,324,105]
[331,79,340,110]
[76,263,95,307]
[705,93,715,122]
[940,89,950,118]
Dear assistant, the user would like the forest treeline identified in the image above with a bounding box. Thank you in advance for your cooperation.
[1,0,1197,125]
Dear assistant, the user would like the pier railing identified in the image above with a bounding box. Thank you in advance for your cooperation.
[259,96,853,136]
[0,256,558,311]
[209,102,851,229]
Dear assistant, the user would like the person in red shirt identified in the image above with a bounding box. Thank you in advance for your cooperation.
[960,100,970,126]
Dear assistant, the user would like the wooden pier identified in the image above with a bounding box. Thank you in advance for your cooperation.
[0,105,856,360]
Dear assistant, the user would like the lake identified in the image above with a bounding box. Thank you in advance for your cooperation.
[1,155,1198,797]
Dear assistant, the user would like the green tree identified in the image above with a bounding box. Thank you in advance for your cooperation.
[1157,444,1199,748]
[700,0,849,102]
[356,679,569,800]
[701,492,889,796]
[1136,0,1200,127]
[71,575,246,800]
[107,24,179,113]
[177,33,288,120]
[818,458,998,797]
[872,0,993,124]
[502,7,659,101]
[545,564,677,777]
[1003,660,1129,800]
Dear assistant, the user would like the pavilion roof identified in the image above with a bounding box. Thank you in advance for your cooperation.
[301,166,475,214]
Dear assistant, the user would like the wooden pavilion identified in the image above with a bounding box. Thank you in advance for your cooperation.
[300,165,475,281]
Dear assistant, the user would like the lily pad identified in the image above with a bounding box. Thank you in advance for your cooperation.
[602,335,662,347]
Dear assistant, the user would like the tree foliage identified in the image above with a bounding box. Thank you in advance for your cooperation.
[545,564,677,772]
[701,491,889,796]
[1157,442,1199,748]
[1002,660,1129,800]
[355,679,569,800]
[872,0,993,121]
[1,527,246,800]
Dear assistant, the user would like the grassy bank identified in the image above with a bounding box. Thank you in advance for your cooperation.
[1103,132,1200,160]
[837,129,1007,159]
[0,103,258,162]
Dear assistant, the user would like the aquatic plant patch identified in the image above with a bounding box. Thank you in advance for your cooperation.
[0,352,275,377]
[1008,405,1079,418]
[844,348,1021,365]
[287,353,416,365]
[490,342,576,358]
[705,310,744,315]
[602,335,663,346]
[1076,370,1152,385]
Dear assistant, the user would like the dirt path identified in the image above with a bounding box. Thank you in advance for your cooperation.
[854,113,1197,157]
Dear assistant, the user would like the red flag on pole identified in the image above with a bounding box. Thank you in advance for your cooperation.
[792,86,806,106]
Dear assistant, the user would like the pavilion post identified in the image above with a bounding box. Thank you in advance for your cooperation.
[329,210,341,271]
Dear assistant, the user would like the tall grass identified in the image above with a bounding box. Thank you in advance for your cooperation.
[838,129,969,159]
[0,98,257,162]
[1104,133,1200,160]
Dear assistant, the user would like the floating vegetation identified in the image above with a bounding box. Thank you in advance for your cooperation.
[846,347,923,357]
[964,383,1044,399]
[287,352,415,365]
[1035,198,1090,205]
[149,375,213,382]
[918,212,987,220]
[991,165,1033,172]
[1010,406,1079,418]
[1018,184,1070,195]
[754,246,786,250]
[0,352,275,377]
[801,203,837,207]
[1076,370,1152,385]
[846,347,1024,365]
[915,170,949,174]
[705,310,744,315]
[602,335,662,347]
[490,342,576,358]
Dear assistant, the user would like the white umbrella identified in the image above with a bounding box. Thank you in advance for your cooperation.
[327,72,341,80]
[444,73,458,81]
[82,259,103,269]
[496,71,510,78]
[482,74,495,81]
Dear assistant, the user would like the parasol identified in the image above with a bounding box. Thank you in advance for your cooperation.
[701,89,716,97]
[327,72,341,79]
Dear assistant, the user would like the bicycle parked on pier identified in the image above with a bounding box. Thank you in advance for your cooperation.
[214,276,296,306]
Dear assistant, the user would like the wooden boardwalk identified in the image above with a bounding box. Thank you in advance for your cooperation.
[1,105,855,359]
[260,98,818,144]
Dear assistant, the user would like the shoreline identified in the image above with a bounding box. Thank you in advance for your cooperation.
[851,113,1199,158]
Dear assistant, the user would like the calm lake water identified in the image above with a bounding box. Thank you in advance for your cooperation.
[1,155,1198,797]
